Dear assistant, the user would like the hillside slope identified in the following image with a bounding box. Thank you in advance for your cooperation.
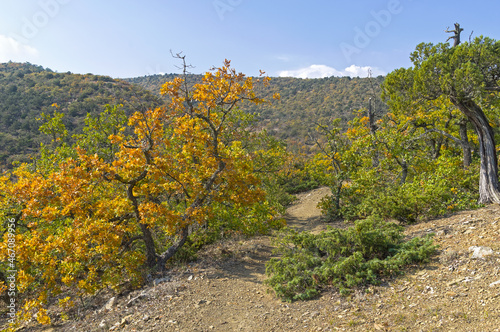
[125,74,388,150]
[24,188,500,332]
[0,62,387,167]
[0,62,163,167]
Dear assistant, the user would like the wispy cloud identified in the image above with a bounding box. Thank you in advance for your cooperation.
[275,55,291,62]
[279,64,385,79]
[0,35,39,63]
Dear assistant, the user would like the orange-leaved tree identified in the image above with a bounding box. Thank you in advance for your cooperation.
[0,58,279,326]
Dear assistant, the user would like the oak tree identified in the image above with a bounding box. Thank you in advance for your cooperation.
[0,59,279,326]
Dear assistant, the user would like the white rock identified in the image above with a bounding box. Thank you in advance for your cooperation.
[103,297,116,311]
[468,246,494,259]
[489,280,500,287]
[126,292,149,307]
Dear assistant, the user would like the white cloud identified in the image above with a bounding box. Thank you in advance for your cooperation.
[342,65,385,77]
[279,64,342,79]
[279,64,385,79]
[0,34,39,63]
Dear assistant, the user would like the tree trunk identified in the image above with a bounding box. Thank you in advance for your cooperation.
[157,225,189,272]
[452,98,500,203]
[399,159,408,185]
[446,23,464,47]
[368,98,380,167]
[432,138,443,160]
[129,187,158,268]
[123,173,160,269]
[458,119,472,168]
[139,223,159,268]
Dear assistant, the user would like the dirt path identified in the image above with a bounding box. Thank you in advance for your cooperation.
[25,187,500,331]
[285,187,332,234]
[61,187,335,332]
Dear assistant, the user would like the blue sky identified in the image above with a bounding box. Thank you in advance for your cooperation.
[0,0,499,79]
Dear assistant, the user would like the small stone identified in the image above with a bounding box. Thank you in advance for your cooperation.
[188,275,193,281]
[153,277,170,286]
[121,315,133,326]
[98,319,108,329]
[447,278,463,286]
[103,297,116,311]
[109,322,121,331]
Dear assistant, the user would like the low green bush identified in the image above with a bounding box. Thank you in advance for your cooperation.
[265,216,437,301]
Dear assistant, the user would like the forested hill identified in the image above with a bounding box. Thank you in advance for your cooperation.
[124,74,388,148]
[0,62,386,167]
[0,62,163,167]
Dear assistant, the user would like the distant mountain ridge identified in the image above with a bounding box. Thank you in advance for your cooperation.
[124,74,387,149]
[0,62,386,167]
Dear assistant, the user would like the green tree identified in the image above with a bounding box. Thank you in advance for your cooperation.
[383,31,500,203]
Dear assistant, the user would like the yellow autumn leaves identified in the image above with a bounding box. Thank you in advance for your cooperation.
[0,60,280,329]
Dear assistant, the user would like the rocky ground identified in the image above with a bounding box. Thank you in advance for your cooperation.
[7,187,500,331]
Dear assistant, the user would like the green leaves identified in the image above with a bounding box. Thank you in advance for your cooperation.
[395,36,500,105]
[265,216,437,302]
[383,33,500,204]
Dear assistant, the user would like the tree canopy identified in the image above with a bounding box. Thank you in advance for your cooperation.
[383,35,500,203]
[0,59,283,326]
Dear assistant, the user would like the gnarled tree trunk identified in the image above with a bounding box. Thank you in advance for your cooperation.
[458,118,472,168]
[452,98,500,204]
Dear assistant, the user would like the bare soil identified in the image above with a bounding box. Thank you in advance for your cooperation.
[8,187,500,331]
